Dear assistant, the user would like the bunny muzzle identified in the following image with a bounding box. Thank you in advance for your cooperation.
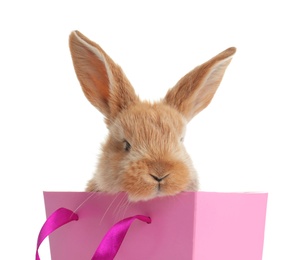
[122,158,194,201]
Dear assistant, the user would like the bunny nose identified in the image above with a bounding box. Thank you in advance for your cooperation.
[150,174,169,182]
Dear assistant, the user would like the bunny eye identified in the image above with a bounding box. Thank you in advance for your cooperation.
[123,140,131,152]
[180,137,184,142]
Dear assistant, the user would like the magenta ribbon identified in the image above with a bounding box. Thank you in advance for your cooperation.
[36,208,78,260]
[92,215,151,260]
[36,207,151,260]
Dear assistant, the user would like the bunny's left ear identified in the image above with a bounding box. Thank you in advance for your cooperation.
[69,30,139,124]
[164,47,236,121]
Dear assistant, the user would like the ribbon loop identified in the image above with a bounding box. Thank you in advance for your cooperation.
[36,207,79,260]
[92,215,151,260]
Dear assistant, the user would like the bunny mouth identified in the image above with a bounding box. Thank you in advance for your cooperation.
[150,173,169,189]
[122,159,191,201]
[150,173,171,194]
[128,175,184,201]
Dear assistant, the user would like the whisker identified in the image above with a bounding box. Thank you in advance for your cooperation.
[72,192,96,216]
[121,199,131,219]
[99,193,121,225]
[113,193,128,221]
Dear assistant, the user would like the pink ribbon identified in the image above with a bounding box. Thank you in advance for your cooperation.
[36,207,151,260]
[92,215,151,260]
[36,208,78,260]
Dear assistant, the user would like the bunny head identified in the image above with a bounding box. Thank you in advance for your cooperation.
[69,31,236,201]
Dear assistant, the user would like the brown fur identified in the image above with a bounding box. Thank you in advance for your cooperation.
[69,30,236,201]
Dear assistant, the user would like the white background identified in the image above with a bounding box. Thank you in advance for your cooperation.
[0,1,306,259]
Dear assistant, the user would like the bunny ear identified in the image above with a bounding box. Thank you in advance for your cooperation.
[69,30,139,123]
[164,47,236,121]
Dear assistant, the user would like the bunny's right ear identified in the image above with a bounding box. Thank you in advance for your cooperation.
[164,47,236,122]
[69,31,139,123]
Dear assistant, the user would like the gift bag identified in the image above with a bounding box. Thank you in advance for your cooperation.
[37,192,268,260]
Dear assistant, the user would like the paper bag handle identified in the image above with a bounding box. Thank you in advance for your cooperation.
[92,215,151,259]
[36,207,151,260]
[36,208,78,260]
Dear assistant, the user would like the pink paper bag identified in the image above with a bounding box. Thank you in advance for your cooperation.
[43,191,267,260]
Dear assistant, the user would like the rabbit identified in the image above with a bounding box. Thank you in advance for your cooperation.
[69,30,236,201]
